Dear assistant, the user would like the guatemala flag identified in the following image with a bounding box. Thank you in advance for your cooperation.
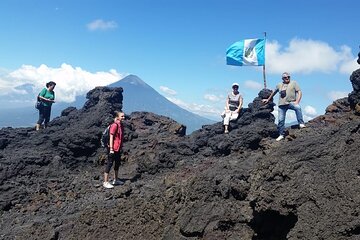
[226,38,265,66]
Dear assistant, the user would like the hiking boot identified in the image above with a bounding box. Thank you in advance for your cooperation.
[103,181,114,189]
[276,135,285,141]
[112,179,124,186]
[299,124,306,128]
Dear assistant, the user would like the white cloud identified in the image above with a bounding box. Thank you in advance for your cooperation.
[328,91,348,101]
[339,59,359,75]
[0,77,26,96]
[166,96,221,119]
[266,38,356,75]
[159,86,177,95]
[304,105,317,116]
[204,94,221,102]
[87,19,118,31]
[3,63,125,102]
[244,80,263,90]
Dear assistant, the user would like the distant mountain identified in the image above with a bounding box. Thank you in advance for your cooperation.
[108,75,215,133]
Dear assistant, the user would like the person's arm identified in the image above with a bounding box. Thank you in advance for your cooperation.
[109,134,114,153]
[109,123,116,153]
[225,96,230,111]
[237,96,243,112]
[262,89,278,104]
[38,96,55,103]
[119,125,123,150]
[294,90,302,105]
[38,89,55,103]
[38,89,47,101]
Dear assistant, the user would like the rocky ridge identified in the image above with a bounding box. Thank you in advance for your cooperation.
[0,66,360,239]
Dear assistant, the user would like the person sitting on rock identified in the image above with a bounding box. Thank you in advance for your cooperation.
[221,82,243,133]
[262,72,306,141]
[103,111,125,189]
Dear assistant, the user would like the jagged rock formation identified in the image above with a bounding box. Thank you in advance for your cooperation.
[349,69,360,113]
[1,68,360,240]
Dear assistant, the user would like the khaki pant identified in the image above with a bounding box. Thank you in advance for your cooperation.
[222,110,238,125]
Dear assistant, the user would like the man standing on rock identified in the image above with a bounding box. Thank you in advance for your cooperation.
[263,72,306,141]
[103,111,125,189]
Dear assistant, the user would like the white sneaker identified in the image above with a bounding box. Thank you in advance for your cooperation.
[112,179,124,186]
[299,124,306,128]
[103,181,114,189]
[276,135,285,141]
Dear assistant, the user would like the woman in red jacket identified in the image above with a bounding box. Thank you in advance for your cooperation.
[103,111,125,189]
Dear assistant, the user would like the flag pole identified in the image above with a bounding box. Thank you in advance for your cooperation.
[263,32,267,89]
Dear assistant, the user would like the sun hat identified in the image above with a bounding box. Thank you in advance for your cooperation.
[232,82,239,88]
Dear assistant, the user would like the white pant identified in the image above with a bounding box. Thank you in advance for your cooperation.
[222,110,238,125]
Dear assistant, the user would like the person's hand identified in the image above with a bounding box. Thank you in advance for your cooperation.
[293,101,299,105]
[109,149,114,156]
[262,99,269,104]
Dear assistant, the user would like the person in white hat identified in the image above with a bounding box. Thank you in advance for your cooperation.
[221,82,243,133]
[263,72,306,141]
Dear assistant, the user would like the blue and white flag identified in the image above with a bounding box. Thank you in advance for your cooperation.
[226,38,265,66]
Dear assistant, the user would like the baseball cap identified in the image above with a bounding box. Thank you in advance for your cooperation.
[232,82,239,88]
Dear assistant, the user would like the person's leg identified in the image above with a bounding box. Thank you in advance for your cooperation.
[221,110,226,119]
[36,108,45,130]
[278,105,288,136]
[223,112,231,133]
[112,152,124,185]
[104,172,109,182]
[113,152,121,180]
[229,112,239,121]
[43,106,51,128]
[289,103,305,125]
[104,153,114,183]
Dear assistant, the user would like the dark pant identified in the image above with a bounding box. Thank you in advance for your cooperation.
[37,105,52,125]
[104,150,121,173]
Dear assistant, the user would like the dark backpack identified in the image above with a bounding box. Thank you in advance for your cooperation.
[100,123,118,148]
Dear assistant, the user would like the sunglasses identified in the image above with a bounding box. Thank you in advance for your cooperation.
[282,76,289,80]
[232,86,239,89]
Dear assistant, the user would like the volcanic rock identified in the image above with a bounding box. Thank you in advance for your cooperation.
[1,71,360,240]
[349,68,360,111]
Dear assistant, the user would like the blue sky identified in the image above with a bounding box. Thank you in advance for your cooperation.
[0,0,359,123]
